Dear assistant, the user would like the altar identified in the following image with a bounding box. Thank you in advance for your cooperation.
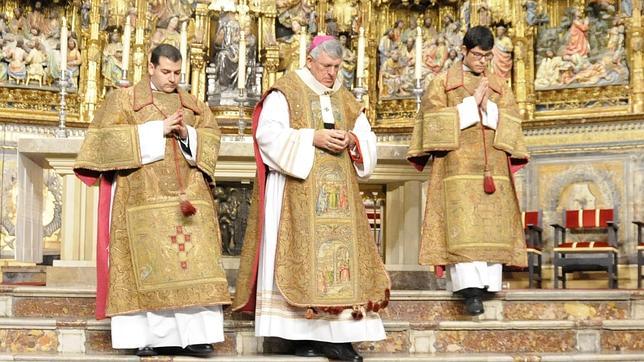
[14,135,434,288]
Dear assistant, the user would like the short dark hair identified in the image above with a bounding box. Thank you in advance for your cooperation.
[150,44,182,65]
[463,26,494,51]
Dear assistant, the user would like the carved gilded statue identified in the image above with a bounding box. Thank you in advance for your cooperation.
[379,50,407,98]
[27,1,48,36]
[331,0,358,33]
[563,9,590,58]
[25,39,47,86]
[66,37,82,87]
[151,16,181,50]
[492,22,513,80]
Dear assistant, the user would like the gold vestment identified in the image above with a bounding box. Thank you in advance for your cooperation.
[75,79,231,316]
[234,72,390,314]
[407,63,529,267]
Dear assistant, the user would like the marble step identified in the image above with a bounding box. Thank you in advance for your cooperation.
[2,352,644,362]
[1,286,642,322]
[0,316,642,356]
[0,267,46,286]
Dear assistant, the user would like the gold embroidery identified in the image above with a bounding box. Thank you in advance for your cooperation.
[126,200,226,291]
[196,129,221,178]
[234,73,390,311]
[75,125,141,171]
[76,83,231,316]
[413,71,528,268]
[274,75,390,308]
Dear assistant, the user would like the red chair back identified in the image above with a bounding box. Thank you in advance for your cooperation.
[563,209,615,229]
[521,211,541,229]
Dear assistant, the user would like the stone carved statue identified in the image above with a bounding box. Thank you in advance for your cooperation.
[338,34,356,89]
[81,1,92,29]
[8,7,29,39]
[214,185,251,256]
[102,30,123,87]
[524,0,549,26]
[6,39,28,84]
[27,1,48,36]
[401,16,418,44]
[211,13,241,92]
[535,6,629,90]
[379,50,407,98]
[25,39,47,86]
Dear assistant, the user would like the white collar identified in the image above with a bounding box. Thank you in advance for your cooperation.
[295,67,342,96]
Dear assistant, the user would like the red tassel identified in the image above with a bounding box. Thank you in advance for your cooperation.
[372,302,380,313]
[179,194,197,216]
[367,301,373,312]
[305,307,316,319]
[483,170,496,194]
[351,306,363,320]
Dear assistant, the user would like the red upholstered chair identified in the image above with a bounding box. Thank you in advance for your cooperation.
[635,221,643,289]
[503,211,543,288]
[523,211,544,288]
[551,208,619,289]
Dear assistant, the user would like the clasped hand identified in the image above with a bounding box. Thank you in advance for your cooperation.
[163,110,188,140]
[474,77,489,113]
[313,129,355,154]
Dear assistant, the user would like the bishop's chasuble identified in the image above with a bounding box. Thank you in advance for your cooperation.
[74,79,230,347]
[407,63,529,273]
[233,69,390,342]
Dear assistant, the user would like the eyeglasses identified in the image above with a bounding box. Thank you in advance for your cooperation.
[468,50,494,61]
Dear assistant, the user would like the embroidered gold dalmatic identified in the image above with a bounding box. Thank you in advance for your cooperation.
[75,79,231,316]
[233,72,390,313]
[407,63,529,267]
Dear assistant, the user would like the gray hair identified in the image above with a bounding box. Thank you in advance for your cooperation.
[309,38,343,60]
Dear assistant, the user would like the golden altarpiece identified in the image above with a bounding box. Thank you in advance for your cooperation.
[0,0,642,288]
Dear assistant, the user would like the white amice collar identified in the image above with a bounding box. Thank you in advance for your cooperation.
[295,67,342,96]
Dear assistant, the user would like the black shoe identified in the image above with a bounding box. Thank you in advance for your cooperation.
[318,342,363,362]
[294,340,324,357]
[136,347,158,357]
[464,296,485,316]
[457,287,485,298]
[183,343,214,357]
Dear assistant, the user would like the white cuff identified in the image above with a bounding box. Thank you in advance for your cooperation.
[457,96,480,130]
[137,121,165,165]
[482,100,498,130]
[180,125,198,165]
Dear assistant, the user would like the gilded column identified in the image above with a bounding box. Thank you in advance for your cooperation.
[132,0,147,83]
[191,1,211,98]
[260,0,279,89]
[630,0,643,113]
[469,0,481,27]
[513,0,531,119]
[81,1,101,123]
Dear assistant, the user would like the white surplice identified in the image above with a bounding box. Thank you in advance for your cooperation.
[447,73,502,293]
[253,69,384,343]
[110,121,224,349]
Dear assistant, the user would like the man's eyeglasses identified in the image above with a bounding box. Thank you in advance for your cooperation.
[468,50,494,61]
